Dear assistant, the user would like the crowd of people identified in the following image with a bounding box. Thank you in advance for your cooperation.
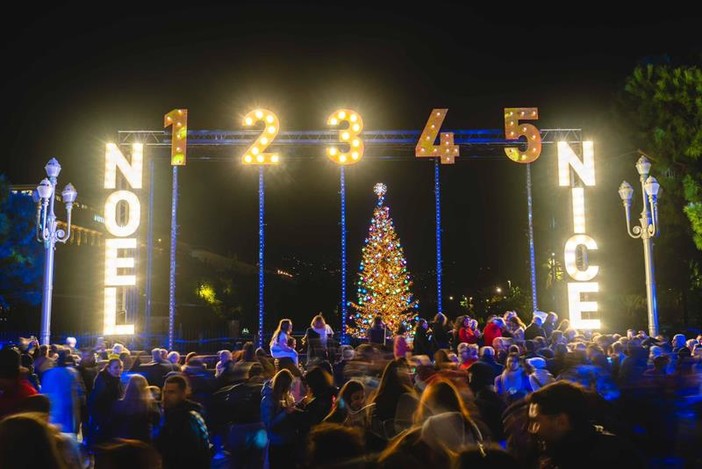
[0,310,701,468]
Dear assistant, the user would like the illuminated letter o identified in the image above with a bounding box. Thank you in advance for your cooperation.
[104,190,141,237]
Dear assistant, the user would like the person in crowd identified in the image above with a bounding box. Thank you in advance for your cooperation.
[296,365,338,448]
[64,336,78,355]
[166,351,181,372]
[0,347,38,419]
[15,395,86,468]
[527,380,645,467]
[393,324,410,360]
[301,314,332,367]
[40,348,85,436]
[304,422,366,468]
[134,348,177,389]
[108,373,161,442]
[323,379,369,428]
[524,315,546,340]
[503,311,526,337]
[457,343,479,370]
[458,316,481,345]
[412,318,432,357]
[526,357,555,391]
[478,346,503,378]
[92,438,163,469]
[368,358,418,441]
[482,316,505,350]
[87,357,124,447]
[542,312,559,339]
[155,374,211,469]
[0,411,69,469]
[495,353,532,404]
[367,315,388,348]
[270,318,299,366]
[468,361,506,442]
[430,312,451,352]
[215,349,238,386]
[261,368,303,468]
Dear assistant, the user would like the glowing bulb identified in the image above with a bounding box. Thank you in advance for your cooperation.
[351,152,359,160]
[267,126,276,134]
[352,123,360,132]
[329,147,338,156]
[261,137,268,145]
[350,114,358,122]
[271,154,279,163]
[244,155,252,163]
[340,154,347,163]
[244,117,253,126]
[256,155,264,162]
[255,110,263,119]
[338,111,347,119]
[341,131,350,141]
[251,147,260,155]
[352,139,360,147]
[266,115,274,123]
[330,117,338,125]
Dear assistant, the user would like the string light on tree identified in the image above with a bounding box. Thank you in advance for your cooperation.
[348,183,418,338]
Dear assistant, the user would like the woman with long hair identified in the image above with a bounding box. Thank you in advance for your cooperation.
[260,368,302,468]
[270,318,299,366]
[301,314,332,367]
[368,358,418,441]
[324,379,369,428]
[108,373,161,442]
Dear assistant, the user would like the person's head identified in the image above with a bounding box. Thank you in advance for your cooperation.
[532,316,543,326]
[527,380,590,446]
[434,312,447,326]
[150,347,162,361]
[277,318,293,333]
[112,343,125,355]
[455,443,519,468]
[162,374,189,409]
[462,316,471,327]
[306,422,365,468]
[184,351,197,365]
[105,358,124,378]
[505,353,521,372]
[93,438,162,469]
[65,336,76,348]
[123,374,151,402]
[546,312,558,324]
[271,368,295,403]
[304,366,334,398]
[0,412,66,468]
[311,314,326,329]
[373,315,383,327]
[167,351,180,365]
[479,346,495,359]
[396,324,407,335]
[338,379,365,412]
[218,349,232,363]
[414,378,470,424]
[672,333,686,348]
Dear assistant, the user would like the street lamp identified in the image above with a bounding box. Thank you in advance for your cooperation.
[35,158,77,346]
[618,155,660,337]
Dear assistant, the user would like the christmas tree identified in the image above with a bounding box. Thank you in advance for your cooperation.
[348,183,418,338]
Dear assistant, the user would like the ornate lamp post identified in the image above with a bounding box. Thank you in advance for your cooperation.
[35,158,77,346]
[618,155,660,337]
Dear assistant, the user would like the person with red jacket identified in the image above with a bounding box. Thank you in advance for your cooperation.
[482,316,505,349]
[0,347,38,419]
[458,317,482,345]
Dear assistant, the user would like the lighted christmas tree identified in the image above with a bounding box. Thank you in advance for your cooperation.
[348,183,418,338]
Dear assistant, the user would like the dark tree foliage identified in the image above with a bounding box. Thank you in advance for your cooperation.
[0,175,43,309]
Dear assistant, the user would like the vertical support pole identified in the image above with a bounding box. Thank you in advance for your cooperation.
[340,167,348,345]
[168,166,178,350]
[527,163,538,312]
[257,167,265,349]
[434,158,443,315]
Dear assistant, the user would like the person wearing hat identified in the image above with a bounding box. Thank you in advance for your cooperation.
[526,357,555,391]
[0,347,38,419]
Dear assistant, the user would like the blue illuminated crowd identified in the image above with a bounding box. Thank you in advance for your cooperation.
[0,310,701,468]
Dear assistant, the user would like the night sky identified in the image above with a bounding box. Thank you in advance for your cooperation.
[1,3,698,327]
